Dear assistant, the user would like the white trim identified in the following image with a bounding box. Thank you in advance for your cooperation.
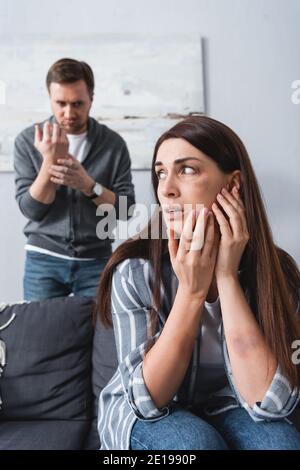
[25,244,96,261]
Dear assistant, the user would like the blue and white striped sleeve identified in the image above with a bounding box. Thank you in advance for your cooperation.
[244,366,300,422]
[223,341,300,421]
[111,259,170,421]
[241,300,300,421]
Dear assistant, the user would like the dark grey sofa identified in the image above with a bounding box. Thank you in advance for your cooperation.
[0,296,118,450]
[1,296,299,450]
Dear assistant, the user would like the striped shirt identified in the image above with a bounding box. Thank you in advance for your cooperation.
[98,256,300,450]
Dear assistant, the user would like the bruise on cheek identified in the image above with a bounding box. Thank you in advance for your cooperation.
[190,174,210,196]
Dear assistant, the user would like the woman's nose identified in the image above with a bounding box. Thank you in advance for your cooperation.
[161,176,180,198]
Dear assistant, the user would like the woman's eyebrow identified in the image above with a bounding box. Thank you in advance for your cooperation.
[154,157,201,167]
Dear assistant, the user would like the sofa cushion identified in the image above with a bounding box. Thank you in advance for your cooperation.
[91,315,118,418]
[0,296,94,421]
[0,419,90,450]
[83,418,101,450]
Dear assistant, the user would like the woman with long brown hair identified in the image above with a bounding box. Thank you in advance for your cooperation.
[96,115,300,450]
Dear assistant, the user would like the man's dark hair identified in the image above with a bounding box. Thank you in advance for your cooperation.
[46,58,94,99]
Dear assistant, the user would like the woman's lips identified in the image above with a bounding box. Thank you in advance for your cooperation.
[164,209,184,220]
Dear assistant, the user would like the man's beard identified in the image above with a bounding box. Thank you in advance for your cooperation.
[61,120,87,134]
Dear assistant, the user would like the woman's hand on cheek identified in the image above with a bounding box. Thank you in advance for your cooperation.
[211,186,249,283]
[168,207,219,301]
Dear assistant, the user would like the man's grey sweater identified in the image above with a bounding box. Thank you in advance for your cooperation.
[14,116,135,259]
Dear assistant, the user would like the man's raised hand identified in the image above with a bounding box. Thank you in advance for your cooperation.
[34,122,69,164]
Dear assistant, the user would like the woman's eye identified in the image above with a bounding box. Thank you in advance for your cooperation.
[182,166,195,174]
[156,166,196,180]
[156,171,166,180]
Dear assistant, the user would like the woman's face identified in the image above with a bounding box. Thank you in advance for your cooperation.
[155,138,238,236]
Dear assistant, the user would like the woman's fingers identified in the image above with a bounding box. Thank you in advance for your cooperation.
[212,229,220,260]
[177,209,197,255]
[220,186,249,236]
[211,202,233,238]
[231,187,248,234]
[167,227,178,260]
[215,192,243,237]
[201,213,216,258]
[189,207,207,251]
[221,187,243,212]
[168,206,222,262]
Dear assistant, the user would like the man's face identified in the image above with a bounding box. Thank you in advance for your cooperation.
[49,80,92,134]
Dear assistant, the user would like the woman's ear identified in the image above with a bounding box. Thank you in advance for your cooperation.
[228,170,241,191]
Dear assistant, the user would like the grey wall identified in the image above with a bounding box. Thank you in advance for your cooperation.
[0,0,299,302]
